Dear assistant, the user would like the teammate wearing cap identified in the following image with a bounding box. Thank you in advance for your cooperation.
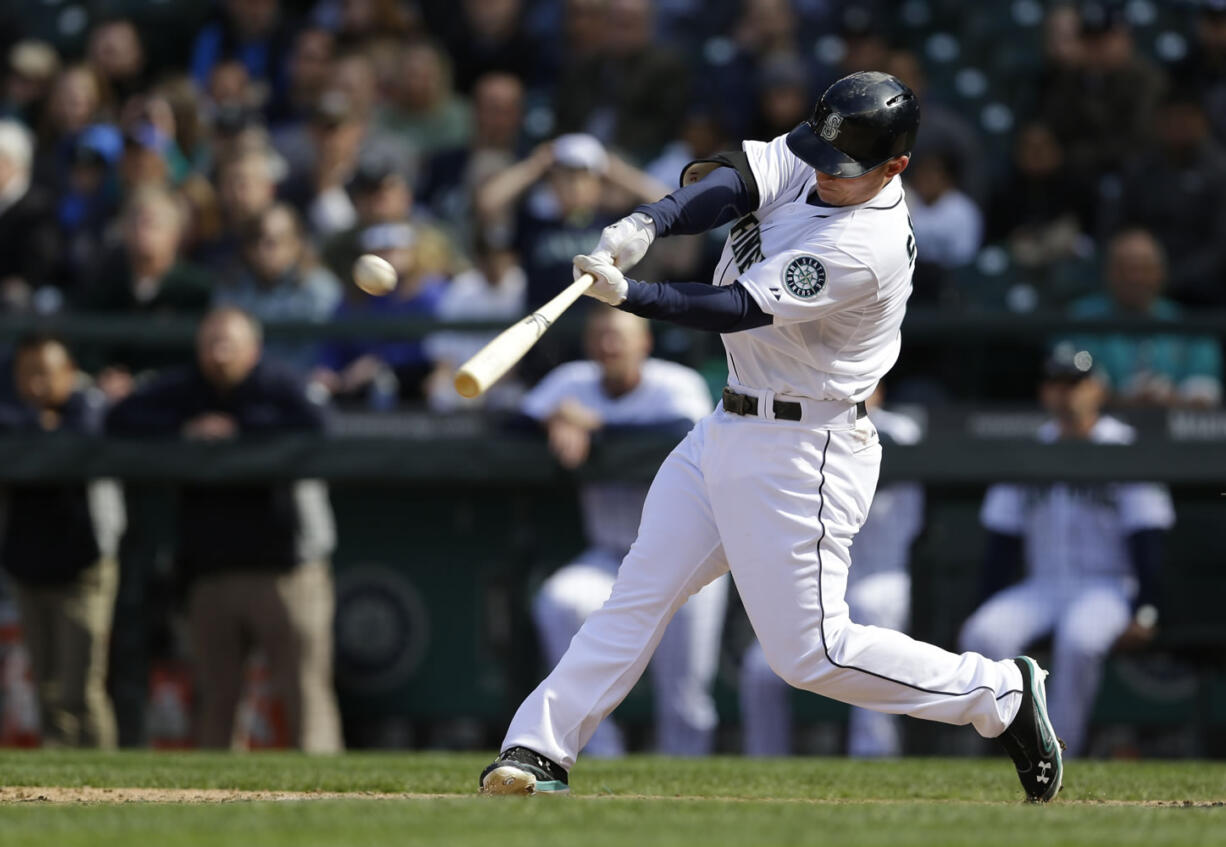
[959,348,1174,757]
[481,71,1063,802]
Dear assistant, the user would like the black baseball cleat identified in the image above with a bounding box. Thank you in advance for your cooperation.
[997,656,1064,803]
[479,746,570,796]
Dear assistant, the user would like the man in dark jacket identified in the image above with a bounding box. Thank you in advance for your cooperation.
[0,334,122,748]
[106,307,342,752]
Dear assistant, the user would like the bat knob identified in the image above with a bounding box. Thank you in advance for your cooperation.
[454,371,481,399]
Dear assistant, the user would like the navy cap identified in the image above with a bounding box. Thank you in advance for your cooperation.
[1043,346,1096,382]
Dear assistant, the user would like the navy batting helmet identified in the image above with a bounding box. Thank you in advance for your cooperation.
[786,71,920,178]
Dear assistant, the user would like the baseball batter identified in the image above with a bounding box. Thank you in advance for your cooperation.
[482,71,1063,802]
[525,307,728,756]
[959,349,1174,757]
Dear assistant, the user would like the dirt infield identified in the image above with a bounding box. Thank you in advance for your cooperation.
[2,786,1223,806]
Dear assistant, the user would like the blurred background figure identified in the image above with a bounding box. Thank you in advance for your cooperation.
[0,119,58,312]
[1063,228,1222,408]
[959,349,1174,757]
[0,335,121,748]
[739,386,924,757]
[106,308,342,752]
[904,151,983,305]
[523,307,726,756]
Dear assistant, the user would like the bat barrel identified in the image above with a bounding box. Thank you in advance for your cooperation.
[454,274,594,399]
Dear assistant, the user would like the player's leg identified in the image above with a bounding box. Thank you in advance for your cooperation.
[958,580,1060,663]
[12,584,61,745]
[844,571,910,757]
[530,551,624,756]
[1048,582,1131,756]
[55,557,119,748]
[649,572,729,755]
[188,573,247,749]
[706,419,1022,737]
[739,640,791,755]
[491,418,728,786]
[275,561,344,753]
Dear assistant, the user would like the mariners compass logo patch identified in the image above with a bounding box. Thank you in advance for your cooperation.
[820,113,843,141]
[782,255,827,299]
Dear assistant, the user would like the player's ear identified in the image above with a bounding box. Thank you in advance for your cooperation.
[887,155,910,177]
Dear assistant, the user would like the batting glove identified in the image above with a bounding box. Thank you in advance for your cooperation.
[592,212,656,272]
[573,253,628,305]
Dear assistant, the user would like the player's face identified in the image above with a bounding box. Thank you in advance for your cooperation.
[1041,377,1104,430]
[813,155,908,206]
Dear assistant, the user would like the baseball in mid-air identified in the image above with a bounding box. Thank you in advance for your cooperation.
[352,253,397,295]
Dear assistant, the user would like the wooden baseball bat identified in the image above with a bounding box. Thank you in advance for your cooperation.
[454,273,594,399]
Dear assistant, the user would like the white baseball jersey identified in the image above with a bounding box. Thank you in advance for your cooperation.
[980,415,1175,580]
[522,359,713,552]
[711,134,916,402]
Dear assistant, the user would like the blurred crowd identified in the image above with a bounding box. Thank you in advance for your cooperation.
[0,0,1223,411]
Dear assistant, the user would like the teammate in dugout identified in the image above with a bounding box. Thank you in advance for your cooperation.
[481,71,1064,802]
[959,348,1174,758]
[524,307,729,757]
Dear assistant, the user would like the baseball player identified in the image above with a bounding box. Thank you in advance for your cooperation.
[959,349,1174,757]
[525,306,727,756]
[482,71,1063,802]
[740,386,924,757]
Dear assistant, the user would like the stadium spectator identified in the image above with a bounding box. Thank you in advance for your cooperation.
[747,53,813,143]
[193,146,280,272]
[375,40,472,160]
[268,26,334,127]
[1039,1,1166,178]
[32,64,108,192]
[189,0,297,120]
[434,0,539,94]
[86,19,148,106]
[1063,228,1222,408]
[552,0,691,162]
[904,151,983,304]
[523,306,727,756]
[214,203,342,369]
[416,71,525,250]
[2,40,61,128]
[1173,1,1226,146]
[0,119,59,311]
[106,307,342,752]
[316,0,421,49]
[959,348,1174,756]
[314,221,448,408]
[0,335,122,748]
[740,386,924,757]
[475,133,665,309]
[988,122,1094,274]
[51,124,123,299]
[1115,92,1226,307]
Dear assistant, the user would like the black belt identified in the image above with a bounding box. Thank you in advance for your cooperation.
[722,387,866,423]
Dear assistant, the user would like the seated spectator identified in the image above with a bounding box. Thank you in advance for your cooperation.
[52,124,123,299]
[214,203,342,369]
[740,384,924,757]
[0,119,59,311]
[424,232,527,411]
[524,306,727,756]
[106,307,342,753]
[960,348,1174,757]
[192,146,279,272]
[32,64,108,194]
[0,335,122,748]
[313,222,448,408]
[475,133,665,309]
[433,0,539,94]
[988,123,1094,273]
[1116,93,1226,307]
[190,0,297,121]
[2,40,61,128]
[416,71,525,251]
[904,151,983,303]
[374,39,472,160]
[1064,228,1222,407]
[78,185,213,392]
[86,19,149,106]
[552,0,690,163]
[1173,1,1226,146]
[1039,2,1165,177]
[321,155,458,284]
[747,53,814,143]
[267,26,334,127]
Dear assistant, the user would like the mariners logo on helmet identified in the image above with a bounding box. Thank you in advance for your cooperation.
[820,113,843,141]
[783,255,826,299]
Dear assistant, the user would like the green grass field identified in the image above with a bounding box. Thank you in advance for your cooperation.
[0,751,1222,846]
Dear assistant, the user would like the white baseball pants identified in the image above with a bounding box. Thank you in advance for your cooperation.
[532,547,729,756]
[740,570,912,757]
[959,577,1132,756]
[504,404,1023,769]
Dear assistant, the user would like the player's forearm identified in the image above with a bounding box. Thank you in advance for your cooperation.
[633,167,752,237]
[1126,528,1164,612]
[619,279,771,332]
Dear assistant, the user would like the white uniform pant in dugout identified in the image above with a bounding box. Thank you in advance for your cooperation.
[503,404,1024,769]
[532,548,729,756]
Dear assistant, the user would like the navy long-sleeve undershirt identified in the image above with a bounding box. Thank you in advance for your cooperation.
[619,279,771,332]
[634,166,753,237]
